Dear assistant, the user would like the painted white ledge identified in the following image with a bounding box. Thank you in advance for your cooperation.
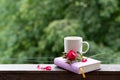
[0,64,119,71]
[0,64,59,71]
[0,64,119,80]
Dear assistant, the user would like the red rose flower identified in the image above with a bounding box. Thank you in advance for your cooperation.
[66,50,77,60]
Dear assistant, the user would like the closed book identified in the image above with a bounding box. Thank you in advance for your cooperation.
[54,57,101,74]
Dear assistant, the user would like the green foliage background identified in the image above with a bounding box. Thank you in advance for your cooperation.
[0,0,119,64]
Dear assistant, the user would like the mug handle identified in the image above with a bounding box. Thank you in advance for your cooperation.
[82,41,89,54]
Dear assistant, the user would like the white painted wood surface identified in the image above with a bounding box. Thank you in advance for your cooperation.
[0,64,119,71]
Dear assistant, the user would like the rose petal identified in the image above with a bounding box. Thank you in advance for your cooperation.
[82,58,87,62]
[45,66,51,70]
[41,66,52,71]
[37,65,41,69]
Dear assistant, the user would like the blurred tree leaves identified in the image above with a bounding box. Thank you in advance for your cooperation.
[0,0,119,64]
[38,20,85,57]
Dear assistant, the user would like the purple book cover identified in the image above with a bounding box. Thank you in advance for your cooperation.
[54,57,101,74]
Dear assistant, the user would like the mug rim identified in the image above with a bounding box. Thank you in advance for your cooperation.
[64,36,82,40]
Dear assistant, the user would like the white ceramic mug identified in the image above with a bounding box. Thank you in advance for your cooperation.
[64,36,89,54]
